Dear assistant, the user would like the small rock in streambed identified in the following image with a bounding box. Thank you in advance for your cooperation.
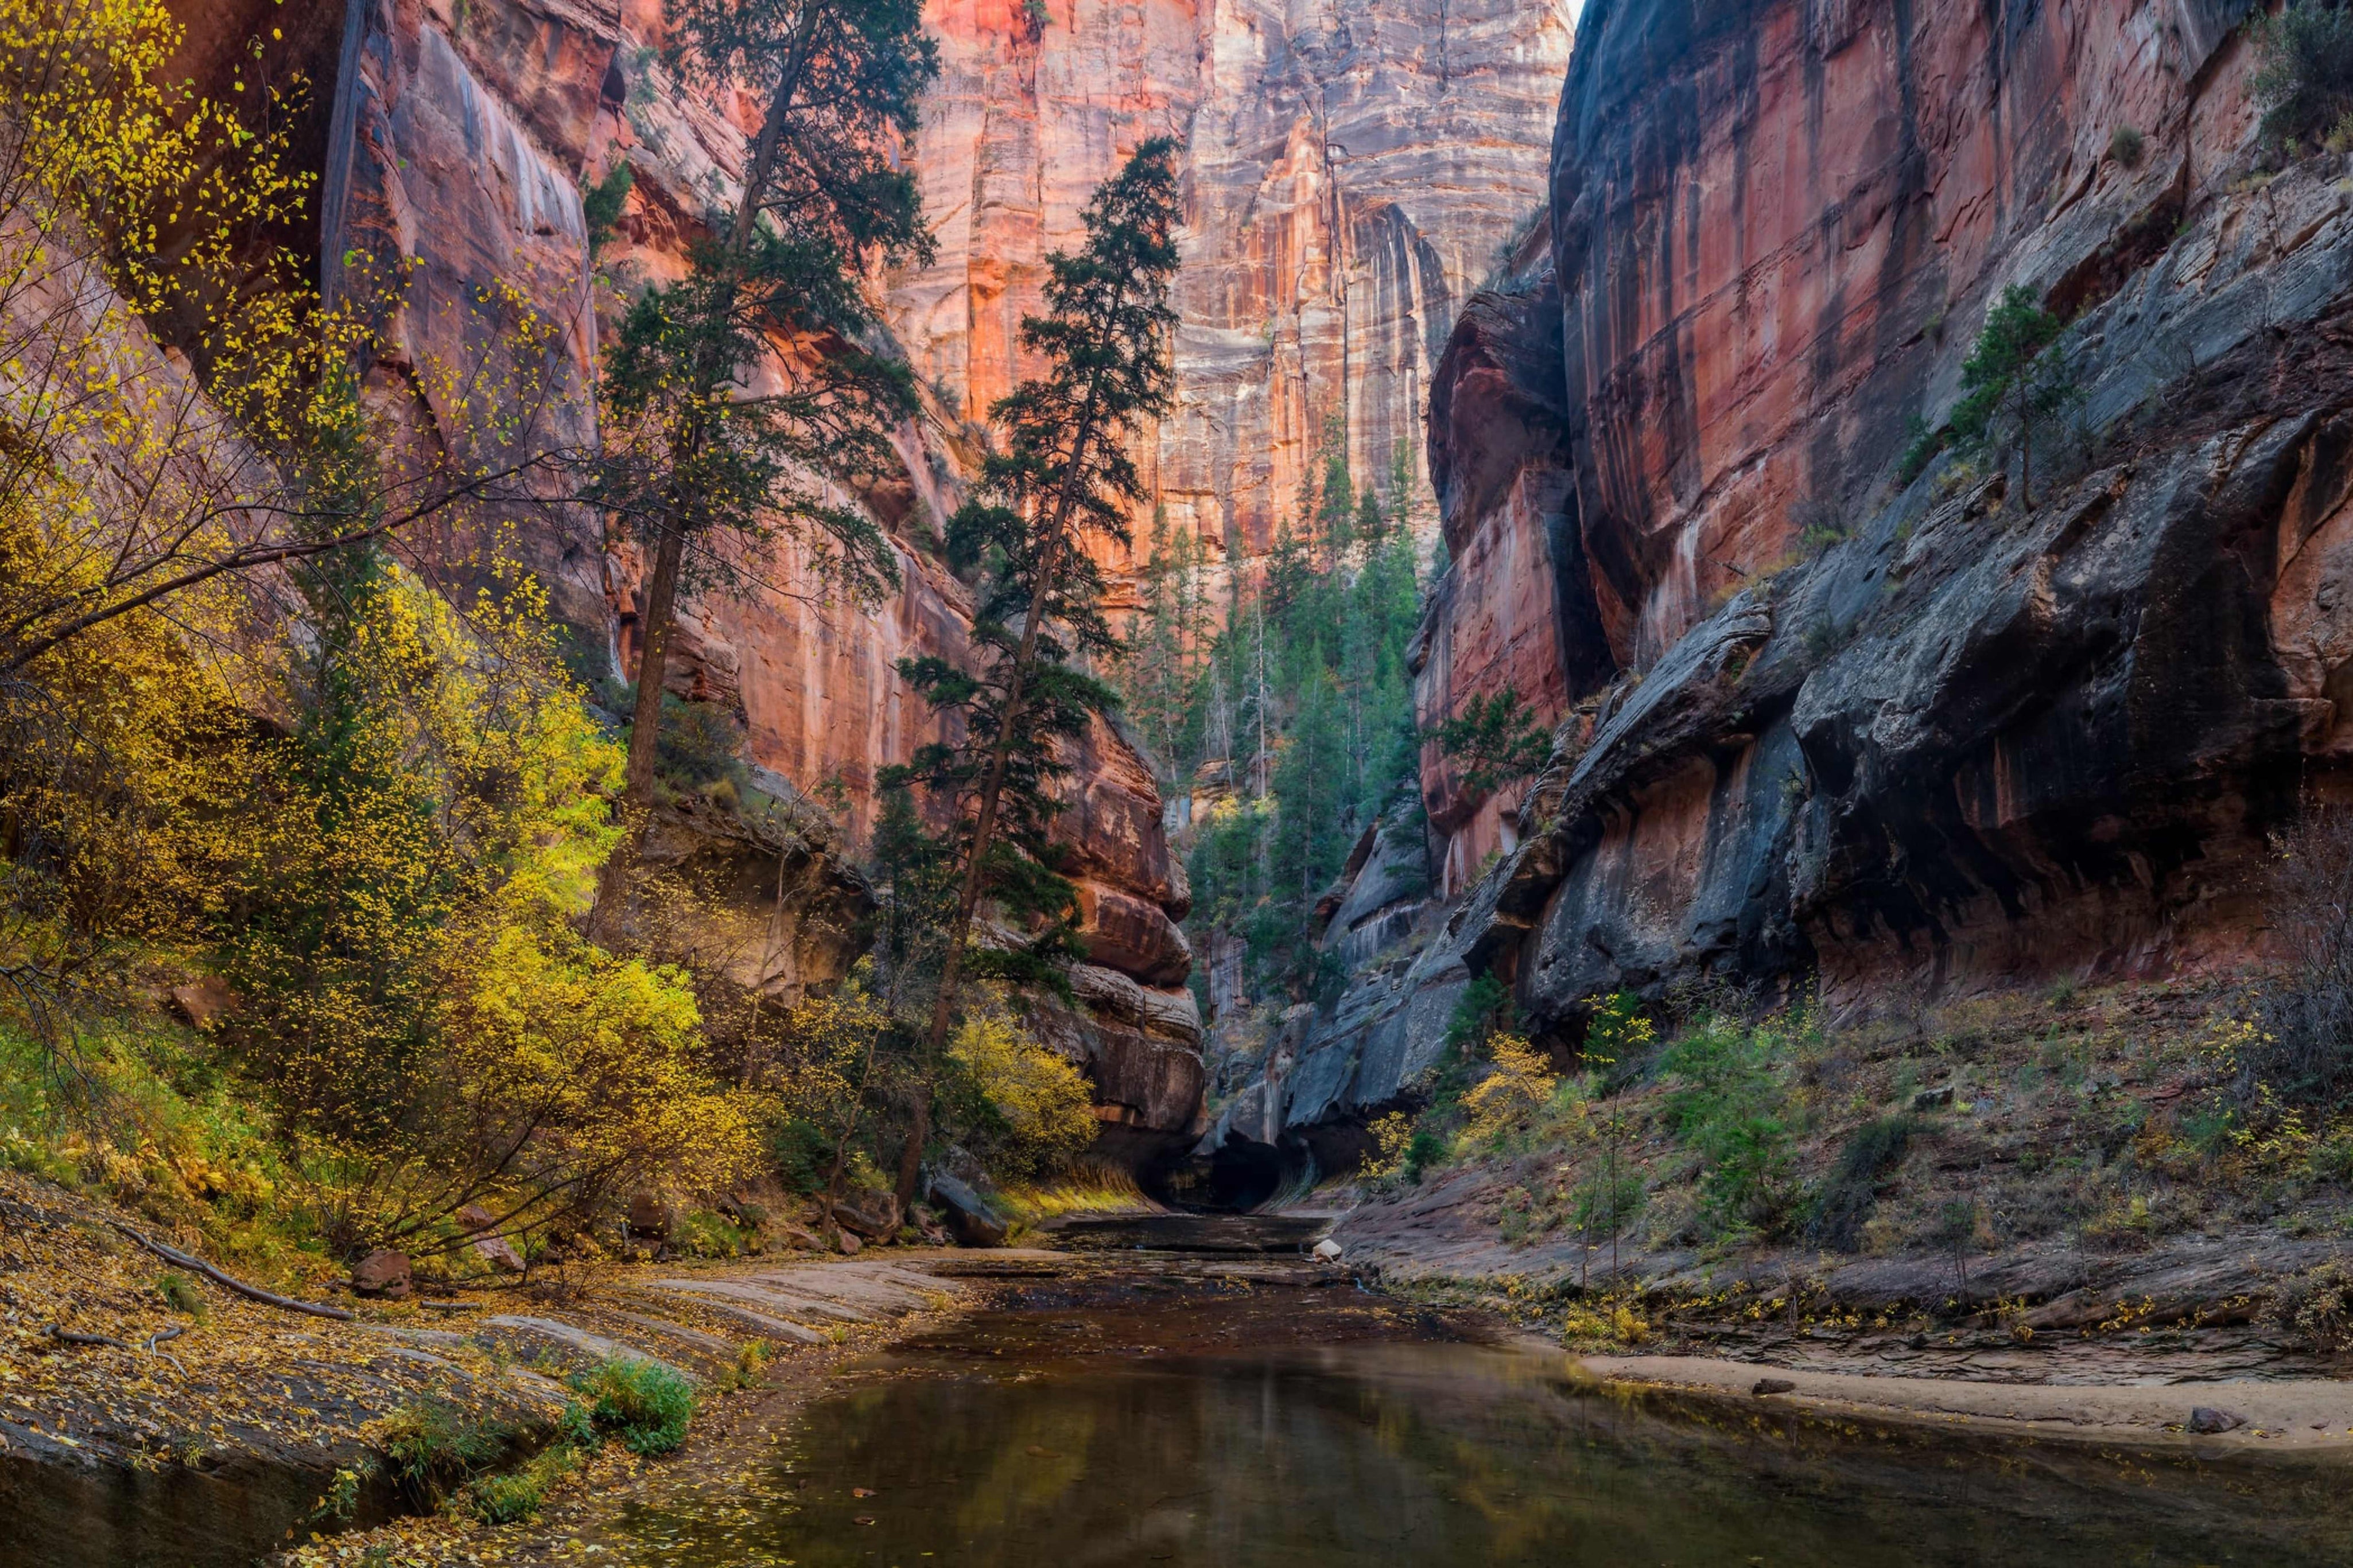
[1752,1378,1797,1397]
[1311,1238,1343,1262]
[2188,1407,2247,1434]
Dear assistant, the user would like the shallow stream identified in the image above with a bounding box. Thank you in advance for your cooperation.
[606,1225,2353,1567]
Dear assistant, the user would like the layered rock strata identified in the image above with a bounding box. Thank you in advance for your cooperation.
[1208,0,2353,1166]
[888,0,1577,587]
[313,0,1207,1147]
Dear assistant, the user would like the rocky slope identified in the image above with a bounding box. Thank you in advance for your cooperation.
[1205,0,2353,1168]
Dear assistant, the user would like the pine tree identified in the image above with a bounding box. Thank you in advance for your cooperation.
[590,0,938,933]
[886,140,1183,1210]
[1950,284,2076,510]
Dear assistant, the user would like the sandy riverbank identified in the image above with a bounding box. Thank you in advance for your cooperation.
[1576,1352,2353,1454]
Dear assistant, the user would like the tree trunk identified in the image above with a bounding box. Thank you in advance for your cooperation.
[917,403,1101,1065]
[590,516,687,939]
[892,1089,929,1216]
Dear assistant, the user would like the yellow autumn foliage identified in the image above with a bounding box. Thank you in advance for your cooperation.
[950,1013,1097,1178]
[1462,1033,1558,1143]
[774,981,892,1157]
[211,559,755,1251]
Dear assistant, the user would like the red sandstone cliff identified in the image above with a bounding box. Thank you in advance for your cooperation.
[1399,0,2346,1005]
[287,0,1571,1150]
[1204,0,2353,1162]
[888,0,1576,593]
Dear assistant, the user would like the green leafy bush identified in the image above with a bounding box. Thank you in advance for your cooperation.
[1403,1129,1447,1184]
[581,160,633,254]
[1662,1016,1796,1238]
[2252,2,2353,147]
[572,1355,697,1456]
[1807,1115,1916,1252]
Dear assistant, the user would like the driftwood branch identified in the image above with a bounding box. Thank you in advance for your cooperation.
[110,1221,354,1321]
[48,1324,129,1348]
[143,1324,187,1371]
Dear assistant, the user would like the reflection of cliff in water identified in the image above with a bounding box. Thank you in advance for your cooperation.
[612,1278,2353,1567]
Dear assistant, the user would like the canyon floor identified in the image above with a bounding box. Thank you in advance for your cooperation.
[11,975,2353,1568]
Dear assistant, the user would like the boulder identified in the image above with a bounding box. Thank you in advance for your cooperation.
[455,1204,525,1273]
[351,1250,412,1299]
[719,1194,770,1228]
[166,978,234,1030]
[834,1227,863,1255]
[2188,1407,2247,1434]
[831,1193,900,1240]
[928,1175,1008,1248]
[627,1191,674,1240]
[1311,1237,1344,1263]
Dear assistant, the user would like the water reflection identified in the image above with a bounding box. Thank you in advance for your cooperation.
[612,1280,2353,1567]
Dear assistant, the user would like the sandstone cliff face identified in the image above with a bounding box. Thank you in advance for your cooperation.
[314,0,1210,1146]
[1552,0,2261,666]
[887,0,1577,586]
[1507,0,2298,1001]
[1206,0,2353,1166]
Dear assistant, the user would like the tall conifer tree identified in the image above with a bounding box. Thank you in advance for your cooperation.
[591,0,938,933]
[885,140,1182,1208]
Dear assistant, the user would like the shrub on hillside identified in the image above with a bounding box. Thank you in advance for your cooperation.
[1661,1013,1800,1239]
[2252,1,2353,148]
[2248,805,2353,1109]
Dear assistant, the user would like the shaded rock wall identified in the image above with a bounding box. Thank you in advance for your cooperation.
[1552,0,2262,666]
[1206,0,2353,1169]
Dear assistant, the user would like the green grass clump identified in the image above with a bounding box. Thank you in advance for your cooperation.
[467,1442,579,1524]
[571,1355,697,1456]
[156,1271,206,1318]
[378,1398,515,1499]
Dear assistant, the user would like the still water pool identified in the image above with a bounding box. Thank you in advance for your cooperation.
[608,1266,2353,1567]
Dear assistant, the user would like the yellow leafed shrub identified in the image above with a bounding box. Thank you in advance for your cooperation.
[950,1012,1097,1178]
[1462,1033,1557,1143]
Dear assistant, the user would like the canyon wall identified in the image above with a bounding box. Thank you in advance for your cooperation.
[1205,0,2353,1171]
[292,0,1571,1155]
[888,0,1577,587]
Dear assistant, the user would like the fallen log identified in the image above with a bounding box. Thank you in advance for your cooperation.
[110,1221,353,1321]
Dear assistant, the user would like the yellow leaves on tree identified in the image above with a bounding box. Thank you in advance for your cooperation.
[950,1013,1097,1178]
[1461,1033,1557,1144]
[773,982,892,1190]
[433,901,752,1231]
[220,561,746,1254]
[1360,1111,1412,1182]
